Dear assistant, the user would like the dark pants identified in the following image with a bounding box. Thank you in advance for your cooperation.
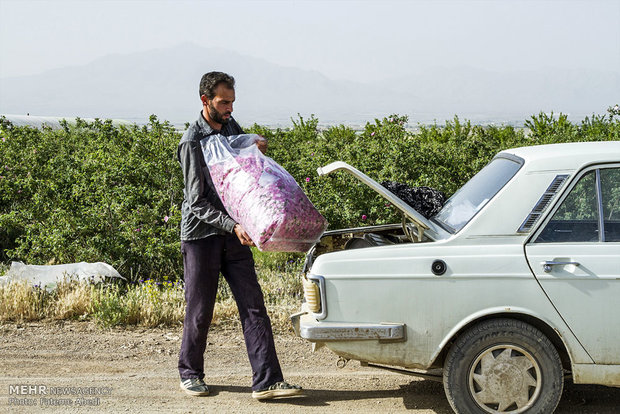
[178,234,283,391]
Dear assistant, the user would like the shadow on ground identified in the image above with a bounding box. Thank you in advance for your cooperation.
[209,379,620,413]
[209,380,452,412]
[557,381,620,413]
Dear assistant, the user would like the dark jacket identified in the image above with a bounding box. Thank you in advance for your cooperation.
[177,112,244,241]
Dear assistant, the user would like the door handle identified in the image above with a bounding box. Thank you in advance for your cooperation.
[542,260,581,273]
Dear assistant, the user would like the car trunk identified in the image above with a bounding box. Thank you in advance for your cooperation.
[302,161,449,272]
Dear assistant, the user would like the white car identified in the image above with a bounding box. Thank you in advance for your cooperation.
[291,141,620,414]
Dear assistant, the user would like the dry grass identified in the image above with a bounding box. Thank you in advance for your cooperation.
[90,280,186,328]
[52,279,94,319]
[0,281,48,321]
[0,267,304,331]
[0,279,95,321]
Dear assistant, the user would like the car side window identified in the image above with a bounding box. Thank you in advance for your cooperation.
[601,168,620,242]
[535,170,599,243]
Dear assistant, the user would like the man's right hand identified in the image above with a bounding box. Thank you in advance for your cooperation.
[256,137,268,154]
[234,224,255,247]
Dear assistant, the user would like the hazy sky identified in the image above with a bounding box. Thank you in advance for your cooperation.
[1,0,619,82]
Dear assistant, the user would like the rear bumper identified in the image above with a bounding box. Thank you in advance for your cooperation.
[290,307,405,342]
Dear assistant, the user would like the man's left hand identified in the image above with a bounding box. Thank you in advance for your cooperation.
[234,224,255,247]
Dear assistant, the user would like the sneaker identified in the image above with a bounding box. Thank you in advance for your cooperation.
[179,378,209,396]
[252,381,303,400]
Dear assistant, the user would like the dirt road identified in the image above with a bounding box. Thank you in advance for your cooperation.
[1,321,618,413]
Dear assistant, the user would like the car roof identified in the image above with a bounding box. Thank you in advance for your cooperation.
[499,141,620,169]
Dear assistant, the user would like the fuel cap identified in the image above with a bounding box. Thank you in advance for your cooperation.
[431,260,447,276]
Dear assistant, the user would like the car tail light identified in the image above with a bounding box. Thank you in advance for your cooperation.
[303,277,321,313]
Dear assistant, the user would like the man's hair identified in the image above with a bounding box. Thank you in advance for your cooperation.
[199,72,235,99]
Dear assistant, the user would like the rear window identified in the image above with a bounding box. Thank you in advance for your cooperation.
[433,156,523,233]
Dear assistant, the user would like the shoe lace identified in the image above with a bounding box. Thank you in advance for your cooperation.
[271,381,300,390]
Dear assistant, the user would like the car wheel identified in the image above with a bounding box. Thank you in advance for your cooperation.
[443,318,563,414]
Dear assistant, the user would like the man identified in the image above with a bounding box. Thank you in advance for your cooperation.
[177,71,302,400]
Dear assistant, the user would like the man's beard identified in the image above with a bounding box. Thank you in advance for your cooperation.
[208,103,231,125]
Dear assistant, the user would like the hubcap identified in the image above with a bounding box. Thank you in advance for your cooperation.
[468,344,542,413]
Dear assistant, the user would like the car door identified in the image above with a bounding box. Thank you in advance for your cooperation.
[525,165,620,364]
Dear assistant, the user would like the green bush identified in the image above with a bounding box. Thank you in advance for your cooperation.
[0,116,183,281]
[1,110,618,282]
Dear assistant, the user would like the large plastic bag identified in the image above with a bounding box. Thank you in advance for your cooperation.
[0,261,124,290]
[201,133,327,252]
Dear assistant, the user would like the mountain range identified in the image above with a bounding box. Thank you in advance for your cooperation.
[1,43,618,126]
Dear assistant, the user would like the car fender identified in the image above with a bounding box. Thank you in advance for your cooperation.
[430,305,594,367]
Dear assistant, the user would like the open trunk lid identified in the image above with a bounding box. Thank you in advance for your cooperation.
[317,161,449,241]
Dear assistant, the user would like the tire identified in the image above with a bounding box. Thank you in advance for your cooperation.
[443,318,563,414]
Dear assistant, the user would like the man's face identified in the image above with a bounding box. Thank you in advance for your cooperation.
[203,84,235,125]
